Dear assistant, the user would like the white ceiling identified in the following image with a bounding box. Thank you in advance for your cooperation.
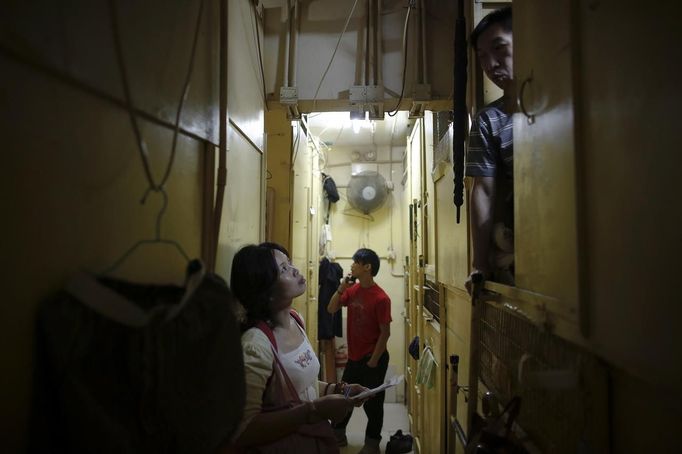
[305,111,412,149]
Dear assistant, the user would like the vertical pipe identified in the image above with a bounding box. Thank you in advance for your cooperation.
[201,141,216,266]
[449,354,461,448]
[420,0,428,84]
[284,0,291,87]
[372,0,379,86]
[377,0,383,87]
[288,0,298,87]
[365,0,370,85]
[212,0,229,272]
[416,0,423,84]
[467,276,483,440]
[261,132,268,242]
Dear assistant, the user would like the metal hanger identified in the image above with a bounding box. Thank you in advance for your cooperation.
[102,187,189,275]
[101,0,204,276]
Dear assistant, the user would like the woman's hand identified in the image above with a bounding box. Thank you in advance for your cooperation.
[313,394,354,423]
[344,383,370,407]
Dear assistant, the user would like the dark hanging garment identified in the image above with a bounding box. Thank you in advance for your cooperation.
[29,261,245,454]
[322,174,340,203]
[322,174,340,224]
[318,258,343,339]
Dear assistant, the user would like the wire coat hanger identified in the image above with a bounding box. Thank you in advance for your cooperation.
[102,0,204,276]
[102,187,190,275]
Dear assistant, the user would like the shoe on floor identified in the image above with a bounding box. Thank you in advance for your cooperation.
[357,436,381,454]
[334,428,348,447]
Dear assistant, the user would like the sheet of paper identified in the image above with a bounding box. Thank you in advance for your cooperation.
[350,375,404,400]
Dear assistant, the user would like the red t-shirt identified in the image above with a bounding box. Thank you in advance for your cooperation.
[340,283,392,361]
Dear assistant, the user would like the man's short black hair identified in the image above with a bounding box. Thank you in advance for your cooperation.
[470,6,512,51]
[352,248,380,276]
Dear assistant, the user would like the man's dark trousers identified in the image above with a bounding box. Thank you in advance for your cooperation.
[334,351,390,440]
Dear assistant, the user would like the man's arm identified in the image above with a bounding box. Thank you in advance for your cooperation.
[367,323,390,368]
[327,278,350,314]
[470,176,496,276]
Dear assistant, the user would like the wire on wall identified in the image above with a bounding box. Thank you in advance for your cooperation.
[311,0,359,111]
[387,1,414,117]
[109,0,205,191]
[251,0,269,111]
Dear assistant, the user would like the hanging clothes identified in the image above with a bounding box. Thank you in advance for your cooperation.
[322,173,340,224]
[318,257,343,339]
[416,346,437,389]
[29,261,244,454]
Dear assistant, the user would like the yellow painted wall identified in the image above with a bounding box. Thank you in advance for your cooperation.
[289,122,323,346]
[576,0,681,392]
[215,0,266,278]
[423,114,436,278]
[577,2,681,450]
[0,0,264,450]
[265,109,293,249]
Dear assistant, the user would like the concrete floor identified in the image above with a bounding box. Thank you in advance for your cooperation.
[340,403,414,454]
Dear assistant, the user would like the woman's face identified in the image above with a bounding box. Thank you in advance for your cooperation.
[270,250,307,309]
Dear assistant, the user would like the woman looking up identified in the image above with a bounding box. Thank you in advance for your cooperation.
[230,244,365,451]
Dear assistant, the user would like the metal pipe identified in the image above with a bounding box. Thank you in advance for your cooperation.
[376,0,384,86]
[420,0,428,84]
[212,0,229,272]
[288,0,299,87]
[201,141,215,267]
[372,0,379,86]
[467,273,484,439]
[365,0,371,85]
[284,0,291,86]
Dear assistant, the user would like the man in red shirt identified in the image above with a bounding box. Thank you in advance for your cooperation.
[327,248,391,454]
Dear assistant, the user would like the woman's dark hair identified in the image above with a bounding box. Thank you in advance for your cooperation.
[258,242,291,259]
[230,245,279,326]
[470,6,512,51]
[352,248,380,276]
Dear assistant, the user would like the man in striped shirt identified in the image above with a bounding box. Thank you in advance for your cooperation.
[466,6,515,291]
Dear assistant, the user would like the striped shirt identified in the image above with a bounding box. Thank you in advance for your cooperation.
[465,97,513,183]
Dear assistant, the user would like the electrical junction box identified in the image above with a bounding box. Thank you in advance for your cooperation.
[349,85,385,120]
[349,85,384,104]
[279,86,298,105]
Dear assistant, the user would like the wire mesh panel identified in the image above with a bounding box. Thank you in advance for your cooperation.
[423,280,440,322]
[479,302,609,453]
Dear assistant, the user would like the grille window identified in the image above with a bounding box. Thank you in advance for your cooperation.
[423,280,439,322]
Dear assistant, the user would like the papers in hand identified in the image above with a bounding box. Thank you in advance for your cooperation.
[351,375,404,400]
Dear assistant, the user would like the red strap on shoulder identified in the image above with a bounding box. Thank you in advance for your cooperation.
[289,309,305,330]
[255,312,305,403]
[255,320,277,351]
[255,310,305,352]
